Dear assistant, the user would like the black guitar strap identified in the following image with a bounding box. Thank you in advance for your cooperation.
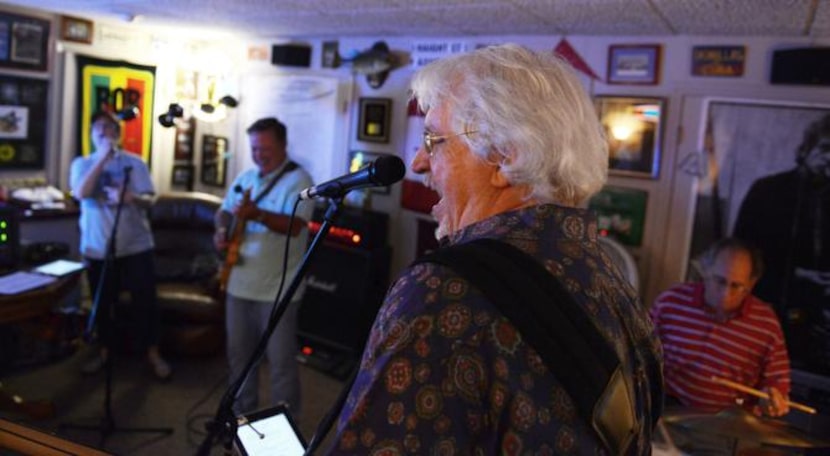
[253,161,299,204]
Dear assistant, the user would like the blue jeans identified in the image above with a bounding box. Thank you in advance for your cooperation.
[225,294,300,418]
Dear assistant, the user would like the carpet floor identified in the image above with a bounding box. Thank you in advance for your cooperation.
[1,344,348,455]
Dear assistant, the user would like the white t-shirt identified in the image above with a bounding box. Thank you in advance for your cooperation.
[69,150,155,260]
[220,162,314,302]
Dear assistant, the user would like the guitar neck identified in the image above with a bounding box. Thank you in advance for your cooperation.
[219,188,252,291]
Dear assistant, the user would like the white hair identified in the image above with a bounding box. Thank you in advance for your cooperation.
[410,43,608,206]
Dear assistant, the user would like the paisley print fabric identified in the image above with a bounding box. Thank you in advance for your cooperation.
[328,204,662,455]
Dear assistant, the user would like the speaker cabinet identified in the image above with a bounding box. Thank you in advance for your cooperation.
[0,204,19,270]
[271,44,312,68]
[771,48,830,86]
[299,243,391,356]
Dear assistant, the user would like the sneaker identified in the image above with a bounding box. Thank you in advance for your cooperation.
[81,355,105,375]
[149,355,172,380]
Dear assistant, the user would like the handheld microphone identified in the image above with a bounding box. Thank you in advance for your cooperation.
[299,155,405,200]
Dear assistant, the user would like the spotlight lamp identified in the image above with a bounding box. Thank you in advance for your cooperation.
[194,95,239,122]
[218,95,238,108]
[158,103,184,128]
[198,95,238,114]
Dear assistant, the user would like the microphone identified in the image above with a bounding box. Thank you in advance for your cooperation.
[299,155,405,200]
[116,105,140,121]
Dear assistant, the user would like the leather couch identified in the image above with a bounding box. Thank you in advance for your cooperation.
[149,191,224,357]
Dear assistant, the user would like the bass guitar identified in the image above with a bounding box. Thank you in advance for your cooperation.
[219,187,251,292]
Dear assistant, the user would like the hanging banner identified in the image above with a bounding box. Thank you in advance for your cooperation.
[75,55,155,163]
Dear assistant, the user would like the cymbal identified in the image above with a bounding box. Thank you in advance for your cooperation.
[662,406,830,449]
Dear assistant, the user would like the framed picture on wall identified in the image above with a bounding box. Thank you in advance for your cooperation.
[0,75,49,170]
[59,15,93,44]
[357,98,391,143]
[171,164,194,188]
[0,13,50,72]
[348,150,393,195]
[691,45,745,77]
[607,44,661,85]
[588,186,648,247]
[594,95,665,178]
[173,116,195,161]
[201,134,228,187]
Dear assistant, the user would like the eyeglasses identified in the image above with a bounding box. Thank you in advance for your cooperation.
[422,130,477,157]
[707,274,750,294]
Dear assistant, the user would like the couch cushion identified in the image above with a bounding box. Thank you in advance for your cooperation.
[150,192,223,283]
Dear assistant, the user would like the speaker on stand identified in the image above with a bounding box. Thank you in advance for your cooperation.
[770,47,830,86]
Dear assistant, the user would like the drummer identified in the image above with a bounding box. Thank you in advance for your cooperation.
[650,238,791,417]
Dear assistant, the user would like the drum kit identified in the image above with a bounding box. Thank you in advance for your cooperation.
[653,397,830,455]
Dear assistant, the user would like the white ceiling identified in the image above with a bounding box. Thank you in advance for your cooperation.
[5,0,830,39]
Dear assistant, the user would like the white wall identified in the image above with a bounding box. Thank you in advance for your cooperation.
[270,34,830,305]
[3,3,830,305]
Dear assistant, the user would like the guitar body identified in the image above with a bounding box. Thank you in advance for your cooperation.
[219,188,252,291]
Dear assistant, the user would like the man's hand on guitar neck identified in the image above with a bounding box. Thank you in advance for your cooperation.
[234,197,264,222]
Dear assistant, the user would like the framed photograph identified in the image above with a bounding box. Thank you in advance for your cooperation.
[322,40,339,68]
[174,116,195,161]
[348,150,393,194]
[0,13,50,72]
[171,164,194,188]
[588,186,648,247]
[357,98,391,143]
[607,45,661,85]
[0,76,49,170]
[60,15,93,44]
[595,95,665,178]
[201,134,228,187]
[691,45,745,77]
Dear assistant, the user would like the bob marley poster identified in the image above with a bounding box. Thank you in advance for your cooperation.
[75,55,155,163]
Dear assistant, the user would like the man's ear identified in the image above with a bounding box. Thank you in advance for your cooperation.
[489,150,513,188]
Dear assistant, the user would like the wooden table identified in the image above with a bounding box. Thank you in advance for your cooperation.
[0,272,81,324]
[0,271,82,420]
[0,418,112,455]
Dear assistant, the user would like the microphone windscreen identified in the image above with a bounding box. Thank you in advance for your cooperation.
[373,156,406,186]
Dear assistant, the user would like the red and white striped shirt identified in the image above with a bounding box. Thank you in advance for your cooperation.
[650,282,790,412]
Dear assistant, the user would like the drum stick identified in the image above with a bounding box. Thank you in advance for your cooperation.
[710,376,816,414]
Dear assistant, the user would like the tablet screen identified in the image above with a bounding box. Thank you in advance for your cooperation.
[33,259,85,277]
[235,407,306,456]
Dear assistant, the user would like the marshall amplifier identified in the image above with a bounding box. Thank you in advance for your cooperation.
[298,205,392,377]
[298,242,391,360]
[306,204,388,251]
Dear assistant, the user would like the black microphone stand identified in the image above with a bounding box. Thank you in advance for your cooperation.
[196,197,344,456]
[62,165,173,447]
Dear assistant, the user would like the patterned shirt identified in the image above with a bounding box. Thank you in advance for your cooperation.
[328,204,662,455]
[650,282,790,412]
